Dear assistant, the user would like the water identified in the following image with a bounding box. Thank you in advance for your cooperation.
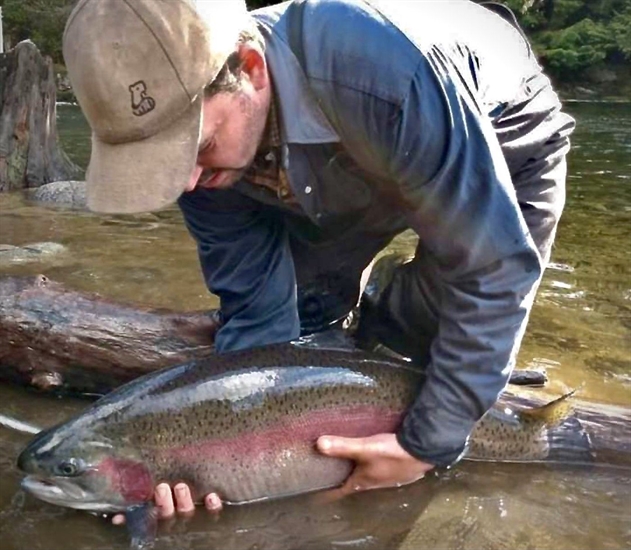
[0,101,629,549]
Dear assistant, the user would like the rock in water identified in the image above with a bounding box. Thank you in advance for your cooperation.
[24,180,87,209]
[0,243,68,265]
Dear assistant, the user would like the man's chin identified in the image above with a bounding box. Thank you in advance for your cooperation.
[200,169,244,190]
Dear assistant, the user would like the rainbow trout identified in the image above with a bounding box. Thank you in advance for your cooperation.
[16,342,630,548]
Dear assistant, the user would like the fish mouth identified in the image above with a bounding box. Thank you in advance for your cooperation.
[21,476,120,513]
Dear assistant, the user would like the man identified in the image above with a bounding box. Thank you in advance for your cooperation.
[63,0,575,519]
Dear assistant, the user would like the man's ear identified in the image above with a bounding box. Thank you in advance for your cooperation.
[238,44,269,91]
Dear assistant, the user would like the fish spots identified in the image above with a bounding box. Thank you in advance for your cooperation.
[149,405,403,502]
[468,404,551,461]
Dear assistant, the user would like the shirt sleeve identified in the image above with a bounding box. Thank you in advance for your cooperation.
[177,187,300,353]
[321,54,543,466]
[394,56,543,466]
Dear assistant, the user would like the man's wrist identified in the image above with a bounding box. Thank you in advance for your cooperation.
[396,428,469,469]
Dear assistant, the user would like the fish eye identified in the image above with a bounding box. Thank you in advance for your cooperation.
[55,458,84,477]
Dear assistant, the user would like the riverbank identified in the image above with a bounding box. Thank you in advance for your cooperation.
[555,65,631,103]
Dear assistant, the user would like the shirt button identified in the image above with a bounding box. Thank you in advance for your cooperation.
[281,145,289,169]
[305,186,312,194]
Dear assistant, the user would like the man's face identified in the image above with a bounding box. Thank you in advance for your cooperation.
[185,47,271,193]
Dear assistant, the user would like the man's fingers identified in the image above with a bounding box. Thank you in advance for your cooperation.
[314,485,350,506]
[317,435,366,460]
[314,479,364,505]
[112,483,201,525]
[155,483,175,519]
[174,484,195,515]
[204,493,223,513]
[111,513,126,525]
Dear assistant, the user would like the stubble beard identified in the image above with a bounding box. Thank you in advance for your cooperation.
[213,91,271,190]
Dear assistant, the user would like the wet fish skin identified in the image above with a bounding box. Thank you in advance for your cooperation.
[16,342,628,547]
[17,343,422,509]
[466,389,577,462]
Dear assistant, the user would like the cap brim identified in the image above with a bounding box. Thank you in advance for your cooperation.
[86,96,203,214]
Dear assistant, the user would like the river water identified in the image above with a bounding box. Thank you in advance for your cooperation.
[0,101,629,549]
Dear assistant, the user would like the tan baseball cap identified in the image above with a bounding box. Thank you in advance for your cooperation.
[62,0,248,213]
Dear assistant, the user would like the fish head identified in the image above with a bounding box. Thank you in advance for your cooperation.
[17,422,153,513]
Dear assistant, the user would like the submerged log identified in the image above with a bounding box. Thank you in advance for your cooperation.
[0,41,82,191]
[0,274,548,396]
[0,275,219,395]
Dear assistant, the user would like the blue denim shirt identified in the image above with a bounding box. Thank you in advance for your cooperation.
[179,0,573,466]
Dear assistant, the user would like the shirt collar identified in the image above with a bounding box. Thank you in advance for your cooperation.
[255,18,340,145]
[260,87,282,149]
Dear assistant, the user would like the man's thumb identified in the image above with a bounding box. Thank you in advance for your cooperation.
[317,435,363,459]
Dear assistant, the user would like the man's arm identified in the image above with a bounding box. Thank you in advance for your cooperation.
[177,186,300,353]
[314,50,542,467]
[389,54,542,466]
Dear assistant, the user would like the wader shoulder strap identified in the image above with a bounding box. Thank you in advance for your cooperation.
[286,0,307,70]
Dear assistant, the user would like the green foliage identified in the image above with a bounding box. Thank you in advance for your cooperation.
[1,0,74,63]
[609,6,631,59]
[547,0,585,28]
[498,0,631,80]
[246,0,276,9]
[537,18,614,75]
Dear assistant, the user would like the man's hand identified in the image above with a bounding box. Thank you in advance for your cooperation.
[316,433,434,498]
[111,483,222,525]
[111,433,432,525]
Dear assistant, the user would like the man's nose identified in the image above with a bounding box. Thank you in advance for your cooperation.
[185,165,204,192]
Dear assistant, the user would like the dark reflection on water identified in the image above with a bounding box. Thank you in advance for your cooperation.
[0,102,630,549]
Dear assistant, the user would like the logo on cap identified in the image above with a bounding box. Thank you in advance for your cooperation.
[129,81,156,116]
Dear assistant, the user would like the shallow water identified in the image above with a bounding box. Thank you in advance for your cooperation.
[0,101,629,549]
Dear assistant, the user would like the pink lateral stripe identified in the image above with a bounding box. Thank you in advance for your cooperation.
[156,405,405,463]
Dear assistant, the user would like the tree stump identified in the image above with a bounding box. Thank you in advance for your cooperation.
[0,40,82,191]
